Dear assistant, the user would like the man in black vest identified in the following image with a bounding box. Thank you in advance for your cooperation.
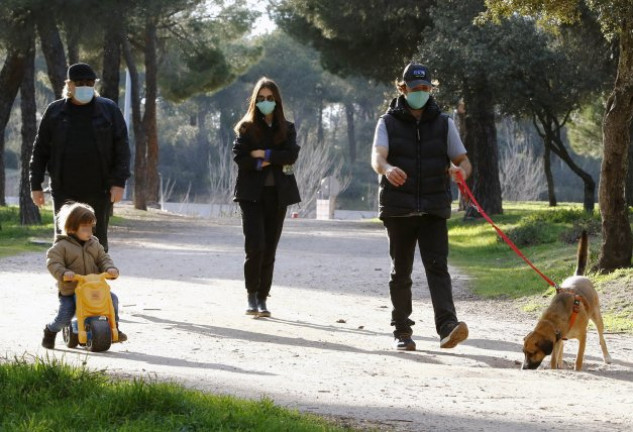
[30,63,130,252]
[371,63,472,351]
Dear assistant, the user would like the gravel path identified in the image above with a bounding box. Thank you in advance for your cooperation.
[1,205,632,431]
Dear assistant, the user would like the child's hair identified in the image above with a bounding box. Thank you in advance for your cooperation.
[57,202,96,235]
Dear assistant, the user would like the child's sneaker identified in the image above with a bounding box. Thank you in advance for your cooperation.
[115,326,128,342]
[42,326,56,349]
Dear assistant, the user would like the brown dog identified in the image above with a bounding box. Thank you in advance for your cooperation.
[522,231,612,371]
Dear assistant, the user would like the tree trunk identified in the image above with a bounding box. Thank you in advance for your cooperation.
[317,99,324,145]
[122,31,147,211]
[143,17,160,207]
[626,123,633,207]
[548,132,595,212]
[0,31,30,207]
[344,102,356,163]
[36,12,67,99]
[19,26,41,225]
[66,27,80,65]
[462,92,503,218]
[197,107,210,162]
[543,141,557,206]
[101,8,122,104]
[596,19,633,272]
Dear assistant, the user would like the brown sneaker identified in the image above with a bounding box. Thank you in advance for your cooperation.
[440,322,468,349]
[394,335,416,351]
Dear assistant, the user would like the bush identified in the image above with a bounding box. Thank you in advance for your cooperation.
[501,220,553,247]
[522,208,599,224]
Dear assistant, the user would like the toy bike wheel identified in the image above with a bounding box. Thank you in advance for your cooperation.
[86,320,112,352]
[62,326,79,348]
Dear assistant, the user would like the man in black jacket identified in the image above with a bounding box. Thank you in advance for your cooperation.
[30,63,130,252]
[371,63,472,351]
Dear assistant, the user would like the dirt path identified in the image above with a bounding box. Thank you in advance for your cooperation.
[1,206,632,431]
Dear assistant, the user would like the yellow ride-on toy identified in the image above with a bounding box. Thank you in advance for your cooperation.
[62,273,119,352]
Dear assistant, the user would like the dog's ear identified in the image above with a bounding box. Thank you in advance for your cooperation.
[538,340,554,356]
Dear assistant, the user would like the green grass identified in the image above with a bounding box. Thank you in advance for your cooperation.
[0,206,54,257]
[0,358,355,432]
[448,201,633,332]
[0,206,123,258]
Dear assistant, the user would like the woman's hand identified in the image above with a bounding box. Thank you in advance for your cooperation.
[250,150,266,159]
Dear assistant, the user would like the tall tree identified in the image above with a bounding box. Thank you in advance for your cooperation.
[36,7,67,99]
[143,15,160,206]
[0,6,32,207]
[489,11,613,212]
[121,31,147,210]
[485,0,633,271]
[125,0,258,207]
[100,2,124,104]
[19,15,41,225]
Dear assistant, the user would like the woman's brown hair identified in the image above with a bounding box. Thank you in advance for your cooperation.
[57,202,97,234]
[234,77,288,145]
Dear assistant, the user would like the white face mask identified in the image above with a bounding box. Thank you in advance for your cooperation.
[73,86,94,104]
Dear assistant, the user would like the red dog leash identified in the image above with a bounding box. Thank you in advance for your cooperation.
[454,170,559,291]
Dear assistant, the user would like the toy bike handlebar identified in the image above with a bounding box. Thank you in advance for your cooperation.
[64,272,117,282]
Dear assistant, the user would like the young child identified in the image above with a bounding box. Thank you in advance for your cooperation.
[42,202,127,349]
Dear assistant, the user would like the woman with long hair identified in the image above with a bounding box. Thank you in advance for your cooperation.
[233,77,301,317]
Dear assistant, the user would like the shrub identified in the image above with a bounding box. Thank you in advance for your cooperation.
[500,220,553,247]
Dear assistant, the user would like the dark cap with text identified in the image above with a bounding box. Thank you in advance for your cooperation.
[67,63,97,81]
[403,63,431,88]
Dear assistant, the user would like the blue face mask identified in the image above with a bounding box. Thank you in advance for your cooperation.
[405,90,429,109]
[256,100,276,115]
[74,86,94,104]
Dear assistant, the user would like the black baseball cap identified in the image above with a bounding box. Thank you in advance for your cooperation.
[403,63,431,88]
[67,63,97,81]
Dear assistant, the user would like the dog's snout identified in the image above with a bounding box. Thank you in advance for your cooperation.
[522,359,540,370]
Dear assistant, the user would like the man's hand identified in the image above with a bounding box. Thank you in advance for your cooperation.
[250,149,266,159]
[448,165,466,183]
[63,271,75,282]
[110,186,124,203]
[106,268,119,279]
[31,190,45,207]
[448,154,472,183]
[385,166,407,187]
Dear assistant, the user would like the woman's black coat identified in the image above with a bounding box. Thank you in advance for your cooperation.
[232,116,301,206]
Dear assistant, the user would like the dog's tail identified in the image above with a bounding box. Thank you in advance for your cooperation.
[575,230,588,276]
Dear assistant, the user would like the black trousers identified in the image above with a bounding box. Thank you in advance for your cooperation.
[53,192,112,252]
[383,215,458,337]
[238,187,287,299]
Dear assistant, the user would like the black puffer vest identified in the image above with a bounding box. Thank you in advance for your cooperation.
[379,95,451,219]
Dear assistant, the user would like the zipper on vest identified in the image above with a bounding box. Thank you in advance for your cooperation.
[416,125,421,212]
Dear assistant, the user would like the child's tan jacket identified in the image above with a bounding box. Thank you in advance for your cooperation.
[46,235,116,296]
